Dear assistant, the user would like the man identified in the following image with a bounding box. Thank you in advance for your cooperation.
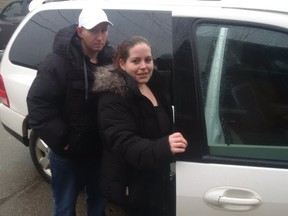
[26,6,114,216]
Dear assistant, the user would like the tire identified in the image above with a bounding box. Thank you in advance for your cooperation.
[29,130,51,183]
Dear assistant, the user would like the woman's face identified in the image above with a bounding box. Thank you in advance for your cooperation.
[120,43,154,85]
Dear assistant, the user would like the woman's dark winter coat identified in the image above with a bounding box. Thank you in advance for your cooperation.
[93,66,175,214]
[26,24,114,160]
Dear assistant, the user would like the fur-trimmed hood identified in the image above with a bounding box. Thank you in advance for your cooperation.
[93,66,170,99]
[92,65,129,96]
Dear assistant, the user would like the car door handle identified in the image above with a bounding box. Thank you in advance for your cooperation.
[219,196,260,206]
[204,186,262,211]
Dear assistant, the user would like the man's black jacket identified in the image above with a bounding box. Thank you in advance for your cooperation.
[26,24,114,160]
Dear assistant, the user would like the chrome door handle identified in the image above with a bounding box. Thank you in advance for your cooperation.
[204,186,262,211]
[219,196,260,206]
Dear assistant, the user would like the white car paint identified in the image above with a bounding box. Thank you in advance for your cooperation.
[176,162,288,215]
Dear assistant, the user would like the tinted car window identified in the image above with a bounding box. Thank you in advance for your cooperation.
[9,9,78,68]
[9,9,172,70]
[2,1,23,17]
[1,0,30,17]
[196,24,288,162]
[0,0,31,50]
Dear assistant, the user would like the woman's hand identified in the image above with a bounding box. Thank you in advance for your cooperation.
[169,132,188,155]
[64,144,69,151]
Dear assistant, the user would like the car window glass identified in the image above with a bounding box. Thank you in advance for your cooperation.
[196,24,288,162]
[9,9,172,71]
[10,9,78,68]
[2,1,23,17]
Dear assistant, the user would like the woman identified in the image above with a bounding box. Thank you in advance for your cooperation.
[93,36,187,216]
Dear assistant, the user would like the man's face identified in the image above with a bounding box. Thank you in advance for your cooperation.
[77,22,109,54]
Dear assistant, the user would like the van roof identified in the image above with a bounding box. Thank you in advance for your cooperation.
[29,0,288,15]
[221,0,288,14]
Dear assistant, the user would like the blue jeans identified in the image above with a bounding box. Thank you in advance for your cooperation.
[49,150,105,216]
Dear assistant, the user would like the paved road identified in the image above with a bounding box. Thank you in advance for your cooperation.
[0,123,86,216]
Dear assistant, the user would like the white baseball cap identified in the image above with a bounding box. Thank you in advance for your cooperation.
[78,7,113,29]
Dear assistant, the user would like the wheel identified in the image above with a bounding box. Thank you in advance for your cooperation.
[29,130,51,183]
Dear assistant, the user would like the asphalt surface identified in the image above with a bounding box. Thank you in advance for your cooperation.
[0,123,86,216]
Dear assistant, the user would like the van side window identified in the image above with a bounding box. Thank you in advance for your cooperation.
[196,24,288,162]
[9,9,172,72]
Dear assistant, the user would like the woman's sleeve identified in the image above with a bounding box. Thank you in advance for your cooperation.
[97,93,174,169]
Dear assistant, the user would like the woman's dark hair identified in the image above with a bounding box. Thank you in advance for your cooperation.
[114,35,152,69]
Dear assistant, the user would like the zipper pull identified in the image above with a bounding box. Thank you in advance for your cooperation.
[125,187,129,196]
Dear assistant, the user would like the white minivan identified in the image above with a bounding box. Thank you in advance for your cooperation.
[1,0,288,215]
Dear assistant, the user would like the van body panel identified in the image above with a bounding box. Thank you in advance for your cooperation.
[0,103,25,136]
[176,162,288,215]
